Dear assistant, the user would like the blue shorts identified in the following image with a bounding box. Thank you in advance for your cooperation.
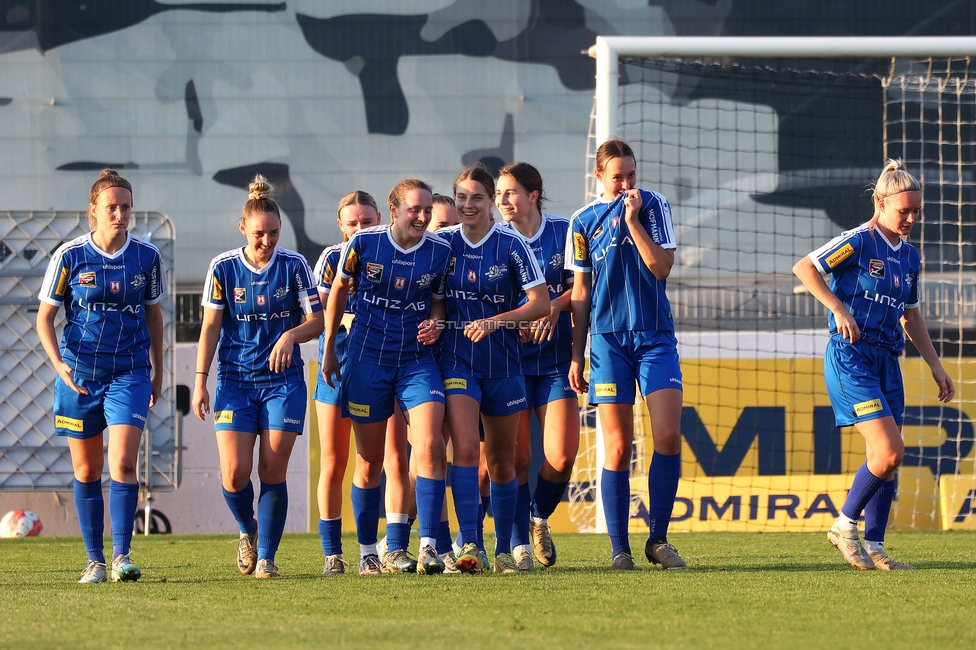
[341,357,444,423]
[442,368,528,417]
[824,337,903,426]
[214,383,307,434]
[313,328,348,406]
[588,331,683,404]
[54,372,152,439]
[525,372,576,409]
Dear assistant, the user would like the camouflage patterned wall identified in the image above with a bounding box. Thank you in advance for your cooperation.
[0,0,972,287]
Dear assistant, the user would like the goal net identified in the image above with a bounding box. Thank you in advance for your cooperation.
[569,37,976,534]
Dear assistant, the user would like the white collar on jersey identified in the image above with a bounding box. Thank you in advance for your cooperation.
[86,232,131,260]
[237,246,278,274]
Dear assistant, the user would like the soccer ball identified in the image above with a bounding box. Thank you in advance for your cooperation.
[0,510,43,538]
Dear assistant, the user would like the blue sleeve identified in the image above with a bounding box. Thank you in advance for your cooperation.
[640,190,676,249]
[145,248,167,305]
[201,257,227,310]
[295,257,322,315]
[809,230,860,275]
[38,245,72,306]
[512,236,545,290]
[566,215,591,273]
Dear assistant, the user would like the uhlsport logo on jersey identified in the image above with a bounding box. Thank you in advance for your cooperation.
[110,280,121,294]
[443,378,467,390]
[826,243,854,268]
[55,416,83,432]
[854,399,883,417]
[595,383,617,397]
[366,263,383,282]
[347,401,370,417]
[257,294,266,306]
[868,259,885,278]
[79,272,96,288]
[573,232,587,261]
[394,277,406,290]
[214,410,233,424]
[234,287,246,303]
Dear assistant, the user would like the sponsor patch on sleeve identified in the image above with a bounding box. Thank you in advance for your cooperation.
[344,248,359,274]
[212,276,223,301]
[573,232,587,262]
[825,243,855,269]
[214,410,234,424]
[55,268,70,297]
[55,415,84,432]
[853,399,884,417]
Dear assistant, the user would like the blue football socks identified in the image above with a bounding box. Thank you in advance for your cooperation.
[351,484,382,547]
[319,517,342,556]
[602,468,631,556]
[511,482,531,549]
[451,465,480,547]
[842,463,887,521]
[531,475,568,519]
[222,481,256,535]
[74,478,105,564]
[863,477,896,542]
[648,451,681,541]
[490,478,519,556]
[109,479,139,559]
[257,481,288,561]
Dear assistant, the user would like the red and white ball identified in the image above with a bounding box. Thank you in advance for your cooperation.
[0,510,43,538]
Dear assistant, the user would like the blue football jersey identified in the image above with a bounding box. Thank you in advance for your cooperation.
[337,225,452,367]
[312,242,354,365]
[201,247,321,388]
[437,222,546,378]
[503,213,574,376]
[567,189,676,334]
[39,233,166,382]
[809,223,921,352]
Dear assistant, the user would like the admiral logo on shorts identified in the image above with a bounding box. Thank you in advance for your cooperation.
[347,401,370,417]
[595,383,617,397]
[868,259,885,278]
[444,378,467,390]
[853,399,883,417]
[826,243,854,268]
[214,410,234,424]
[366,263,383,283]
[56,416,84,432]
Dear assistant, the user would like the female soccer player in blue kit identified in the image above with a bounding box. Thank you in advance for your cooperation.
[322,178,453,576]
[311,191,379,574]
[793,160,954,570]
[192,175,324,579]
[38,169,166,583]
[439,164,550,574]
[496,163,578,571]
[568,139,686,571]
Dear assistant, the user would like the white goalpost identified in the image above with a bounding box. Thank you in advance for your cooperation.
[570,37,976,535]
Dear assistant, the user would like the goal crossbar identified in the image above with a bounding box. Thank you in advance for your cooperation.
[592,36,976,144]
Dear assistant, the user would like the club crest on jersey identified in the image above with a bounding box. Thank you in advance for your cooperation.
[234,287,246,303]
[549,253,564,269]
[131,273,146,290]
[447,257,456,275]
[79,272,96,288]
[486,265,506,281]
[467,269,477,283]
[366,263,383,283]
[110,280,121,294]
[394,277,406,290]
[274,286,289,300]
[868,259,885,278]
[893,274,900,288]
[905,272,914,289]
[257,294,266,306]
[612,216,619,228]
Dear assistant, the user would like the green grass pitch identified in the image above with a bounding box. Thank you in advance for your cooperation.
[2,531,974,649]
